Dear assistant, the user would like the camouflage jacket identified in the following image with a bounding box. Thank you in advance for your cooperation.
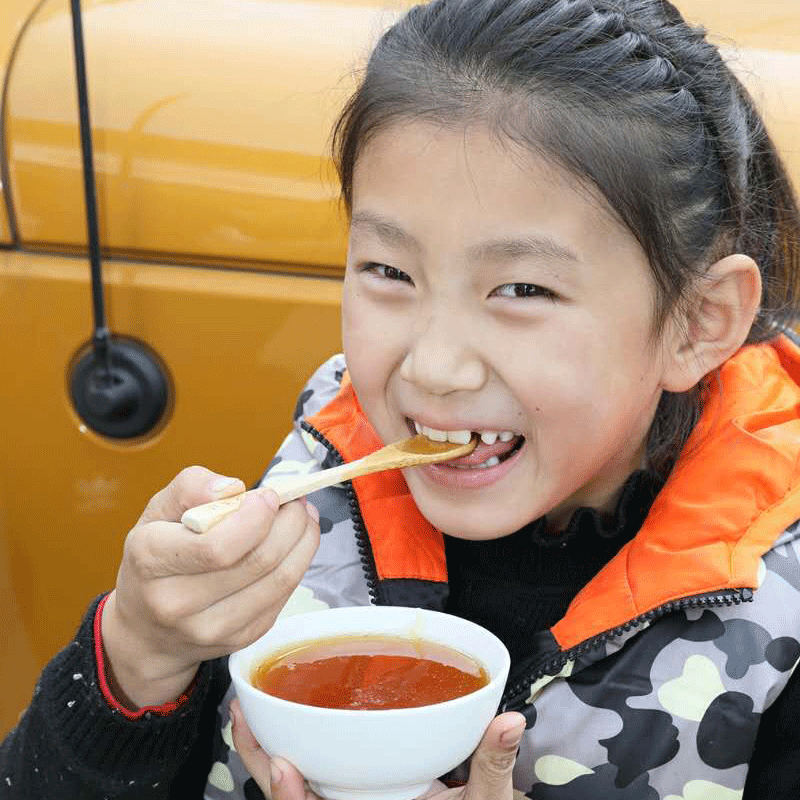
[206,338,800,800]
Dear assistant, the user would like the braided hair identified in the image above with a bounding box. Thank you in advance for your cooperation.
[332,0,800,476]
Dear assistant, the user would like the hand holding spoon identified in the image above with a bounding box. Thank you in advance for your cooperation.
[181,434,476,533]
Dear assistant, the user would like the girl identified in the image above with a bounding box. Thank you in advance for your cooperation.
[3,0,800,798]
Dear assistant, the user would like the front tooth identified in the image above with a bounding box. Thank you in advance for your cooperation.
[480,431,499,445]
[498,431,515,442]
[423,426,448,442]
[413,420,422,434]
[484,455,500,467]
[446,430,472,445]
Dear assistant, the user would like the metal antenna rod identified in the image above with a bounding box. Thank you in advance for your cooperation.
[69,0,111,374]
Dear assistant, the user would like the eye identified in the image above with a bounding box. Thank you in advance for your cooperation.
[361,263,414,284]
[490,283,557,300]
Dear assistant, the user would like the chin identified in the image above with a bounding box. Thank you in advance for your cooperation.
[418,502,526,541]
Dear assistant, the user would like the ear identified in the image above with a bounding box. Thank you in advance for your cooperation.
[660,253,762,393]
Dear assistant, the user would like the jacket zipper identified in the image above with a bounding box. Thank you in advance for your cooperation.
[500,587,754,708]
[300,421,382,604]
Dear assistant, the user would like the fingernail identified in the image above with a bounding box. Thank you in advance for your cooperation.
[270,759,283,786]
[210,476,243,496]
[305,500,320,523]
[500,718,526,747]
[259,488,280,512]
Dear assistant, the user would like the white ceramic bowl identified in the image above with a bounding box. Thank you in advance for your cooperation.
[229,606,510,800]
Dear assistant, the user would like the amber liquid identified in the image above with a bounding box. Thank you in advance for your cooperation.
[252,634,489,710]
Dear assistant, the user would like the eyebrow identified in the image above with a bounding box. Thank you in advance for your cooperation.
[468,236,580,267]
[350,211,421,254]
[349,210,580,267]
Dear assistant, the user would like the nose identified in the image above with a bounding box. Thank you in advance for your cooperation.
[399,307,487,396]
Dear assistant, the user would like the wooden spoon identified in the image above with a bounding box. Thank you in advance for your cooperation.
[181,434,477,533]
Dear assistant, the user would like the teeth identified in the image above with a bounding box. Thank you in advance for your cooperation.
[412,420,517,446]
[454,454,501,470]
[421,425,448,442]
[419,425,471,444]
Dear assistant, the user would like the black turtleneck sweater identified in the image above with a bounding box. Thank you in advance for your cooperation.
[443,470,661,668]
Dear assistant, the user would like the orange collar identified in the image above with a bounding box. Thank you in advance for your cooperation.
[307,337,800,650]
[307,375,448,584]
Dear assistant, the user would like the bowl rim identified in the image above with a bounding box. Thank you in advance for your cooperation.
[229,606,511,718]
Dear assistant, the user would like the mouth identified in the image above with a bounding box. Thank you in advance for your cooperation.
[405,418,525,469]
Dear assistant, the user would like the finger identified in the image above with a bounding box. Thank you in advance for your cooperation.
[269,757,320,800]
[415,779,453,797]
[229,699,275,793]
[174,499,316,607]
[181,509,320,649]
[138,466,246,526]
[141,499,317,630]
[463,712,526,800]
[230,700,320,800]
[134,490,281,579]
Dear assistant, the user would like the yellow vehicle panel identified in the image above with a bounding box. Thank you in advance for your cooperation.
[681,0,800,51]
[0,250,342,731]
[689,0,800,191]
[0,0,38,80]
[0,0,42,246]
[5,0,407,270]
[2,0,800,736]
[0,202,9,244]
[730,48,800,184]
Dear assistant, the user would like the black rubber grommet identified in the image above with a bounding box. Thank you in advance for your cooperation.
[69,338,170,438]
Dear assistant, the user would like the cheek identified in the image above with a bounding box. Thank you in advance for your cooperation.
[341,284,404,400]
[340,283,362,362]
[501,327,658,443]
[341,287,374,389]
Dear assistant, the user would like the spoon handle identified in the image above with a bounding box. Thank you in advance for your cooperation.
[181,436,476,533]
[181,444,443,533]
[180,459,371,533]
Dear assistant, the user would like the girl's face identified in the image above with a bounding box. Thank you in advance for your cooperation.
[342,121,683,539]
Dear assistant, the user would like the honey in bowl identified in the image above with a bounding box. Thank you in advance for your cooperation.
[251,634,489,710]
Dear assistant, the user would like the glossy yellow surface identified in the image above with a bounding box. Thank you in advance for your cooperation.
[0,249,341,731]
[6,0,409,271]
[0,0,40,246]
[679,0,800,50]
[0,0,38,97]
[679,0,800,185]
[0,202,10,245]
[2,0,800,737]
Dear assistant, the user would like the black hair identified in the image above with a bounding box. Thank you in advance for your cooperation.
[332,0,800,476]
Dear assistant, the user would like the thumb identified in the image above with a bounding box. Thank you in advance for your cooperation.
[138,466,245,525]
[230,699,319,800]
[463,712,526,800]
